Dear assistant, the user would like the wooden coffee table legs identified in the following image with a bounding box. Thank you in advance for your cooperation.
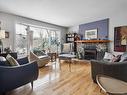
[68,59,72,72]
[59,59,61,70]
[59,58,72,72]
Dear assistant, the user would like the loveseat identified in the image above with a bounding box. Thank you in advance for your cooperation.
[91,60,127,83]
[0,57,39,94]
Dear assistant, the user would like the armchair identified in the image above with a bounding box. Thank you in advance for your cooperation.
[59,43,76,63]
[59,43,72,60]
[61,43,73,54]
[58,43,76,71]
[0,57,39,94]
[29,51,50,68]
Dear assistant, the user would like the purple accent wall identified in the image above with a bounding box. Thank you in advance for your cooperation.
[79,18,109,40]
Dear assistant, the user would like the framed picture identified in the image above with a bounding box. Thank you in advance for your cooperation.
[5,32,9,38]
[85,29,98,40]
[114,26,127,52]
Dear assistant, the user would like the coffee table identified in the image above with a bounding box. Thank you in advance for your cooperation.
[96,75,127,95]
[59,54,76,72]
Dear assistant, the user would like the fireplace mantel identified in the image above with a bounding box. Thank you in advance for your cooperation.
[75,40,111,43]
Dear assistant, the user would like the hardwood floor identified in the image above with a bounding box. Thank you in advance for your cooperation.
[6,59,106,95]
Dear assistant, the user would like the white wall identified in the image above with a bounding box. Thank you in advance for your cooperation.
[68,11,127,55]
[68,25,79,33]
[109,11,127,55]
[0,12,67,51]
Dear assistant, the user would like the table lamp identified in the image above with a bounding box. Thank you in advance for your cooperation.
[0,30,5,53]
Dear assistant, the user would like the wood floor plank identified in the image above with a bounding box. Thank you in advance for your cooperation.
[5,59,106,95]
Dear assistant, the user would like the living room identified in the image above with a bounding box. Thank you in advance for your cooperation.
[0,0,127,95]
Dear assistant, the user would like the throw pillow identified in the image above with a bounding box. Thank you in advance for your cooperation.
[111,55,121,62]
[0,56,6,61]
[33,50,46,56]
[103,52,114,60]
[6,54,19,66]
[119,52,127,62]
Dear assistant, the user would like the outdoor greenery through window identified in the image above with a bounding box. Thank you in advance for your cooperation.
[15,23,61,57]
[15,24,28,57]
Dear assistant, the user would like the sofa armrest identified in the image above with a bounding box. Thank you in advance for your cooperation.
[91,60,127,66]
[91,60,127,83]
[0,61,38,92]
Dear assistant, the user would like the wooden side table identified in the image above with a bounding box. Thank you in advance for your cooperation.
[48,53,57,62]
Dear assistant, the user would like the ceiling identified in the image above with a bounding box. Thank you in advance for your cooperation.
[0,0,127,27]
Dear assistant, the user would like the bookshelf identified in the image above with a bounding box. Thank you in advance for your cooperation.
[66,33,78,53]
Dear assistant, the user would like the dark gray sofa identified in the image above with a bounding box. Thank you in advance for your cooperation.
[0,57,39,94]
[91,60,127,83]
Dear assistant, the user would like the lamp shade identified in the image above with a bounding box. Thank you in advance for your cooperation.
[0,30,5,39]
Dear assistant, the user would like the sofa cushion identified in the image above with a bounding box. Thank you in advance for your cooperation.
[33,50,46,56]
[17,57,29,65]
[0,56,6,61]
[6,54,19,66]
[111,55,121,62]
[103,59,111,62]
[0,56,11,66]
[0,61,10,66]
[103,52,114,61]
[120,52,127,62]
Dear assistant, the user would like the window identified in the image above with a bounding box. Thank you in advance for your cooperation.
[15,23,61,58]
[31,26,61,53]
[15,24,28,57]
[31,27,49,52]
[50,30,61,53]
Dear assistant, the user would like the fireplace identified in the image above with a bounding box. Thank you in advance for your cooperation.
[84,49,97,60]
[77,43,108,60]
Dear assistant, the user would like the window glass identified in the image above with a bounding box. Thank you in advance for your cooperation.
[15,24,61,58]
[31,27,61,53]
[15,24,28,58]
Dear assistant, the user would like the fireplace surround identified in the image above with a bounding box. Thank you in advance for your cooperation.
[84,49,97,60]
[76,40,110,60]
